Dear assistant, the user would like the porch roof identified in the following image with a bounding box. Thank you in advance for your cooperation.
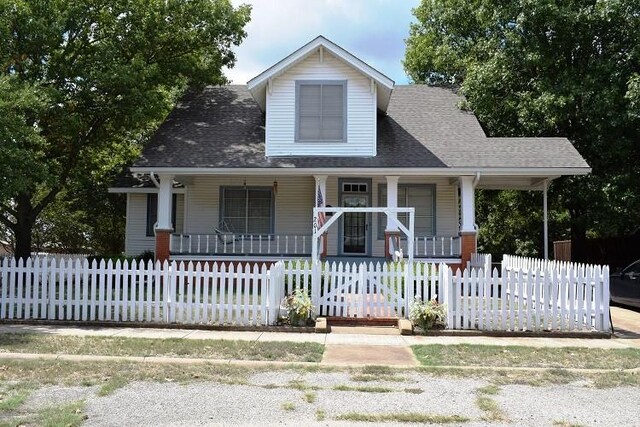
[130,85,589,174]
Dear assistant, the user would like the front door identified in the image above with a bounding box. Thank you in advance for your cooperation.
[339,180,371,256]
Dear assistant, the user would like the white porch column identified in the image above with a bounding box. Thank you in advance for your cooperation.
[313,175,328,259]
[459,176,477,269]
[543,179,549,260]
[155,174,174,263]
[459,176,476,233]
[385,176,399,231]
[156,174,174,231]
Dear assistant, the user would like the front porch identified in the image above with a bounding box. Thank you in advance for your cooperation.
[148,172,471,265]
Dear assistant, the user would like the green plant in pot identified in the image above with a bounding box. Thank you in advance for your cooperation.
[285,288,315,326]
[409,296,446,333]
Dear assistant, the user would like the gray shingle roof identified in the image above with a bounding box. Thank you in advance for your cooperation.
[132,85,589,170]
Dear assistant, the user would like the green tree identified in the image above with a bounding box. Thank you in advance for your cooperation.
[0,0,250,260]
[405,0,640,260]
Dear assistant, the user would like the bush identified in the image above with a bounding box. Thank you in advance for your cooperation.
[284,288,315,326]
[409,297,446,333]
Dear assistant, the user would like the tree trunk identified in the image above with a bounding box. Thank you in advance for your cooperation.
[14,193,36,262]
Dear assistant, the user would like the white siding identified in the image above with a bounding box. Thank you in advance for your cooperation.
[184,176,315,236]
[266,50,376,157]
[124,193,184,256]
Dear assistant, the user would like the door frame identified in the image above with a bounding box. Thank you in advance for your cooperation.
[337,178,372,256]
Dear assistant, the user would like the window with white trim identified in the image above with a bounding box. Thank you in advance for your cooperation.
[378,184,435,238]
[220,187,274,235]
[295,81,347,142]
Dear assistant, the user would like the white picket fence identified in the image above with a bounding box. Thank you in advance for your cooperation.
[0,257,277,326]
[0,255,610,333]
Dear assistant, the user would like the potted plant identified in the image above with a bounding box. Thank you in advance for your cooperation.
[284,288,315,326]
[409,296,446,333]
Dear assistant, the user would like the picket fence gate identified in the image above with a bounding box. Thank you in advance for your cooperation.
[0,256,611,333]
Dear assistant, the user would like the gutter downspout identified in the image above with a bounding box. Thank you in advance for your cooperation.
[149,172,160,188]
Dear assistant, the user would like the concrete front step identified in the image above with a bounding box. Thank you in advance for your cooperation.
[325,316,399,327]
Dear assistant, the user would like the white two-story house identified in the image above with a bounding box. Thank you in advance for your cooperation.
[110,36,589,268]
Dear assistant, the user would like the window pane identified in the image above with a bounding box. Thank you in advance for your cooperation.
[146,194,158,236]
[299,116,321,140]
[321,116,344,140]
[247,219,271,235]
[248,190,271,217]
[322,85,343,115]
[299,85,321,115]
[223,189,246,218]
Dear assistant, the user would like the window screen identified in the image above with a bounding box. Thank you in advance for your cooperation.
[221,187,273,235]
[378,185,435,238]
[296,81,346,142]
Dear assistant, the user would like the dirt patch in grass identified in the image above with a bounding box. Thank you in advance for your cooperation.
[0,333,324,363]
[97,377,129,396]
[333,385,393,393]
[37,401,87,427]
[335,412,470,424]
[475,386,507,422]
[412,344,640,370]
[0,382,34,414]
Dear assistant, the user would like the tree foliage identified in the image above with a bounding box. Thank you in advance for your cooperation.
[0,0,251,259]
[405,0,640,259]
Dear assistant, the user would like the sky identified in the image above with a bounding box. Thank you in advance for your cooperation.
[226,0,421,85]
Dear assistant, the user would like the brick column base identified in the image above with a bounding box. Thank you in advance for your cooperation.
[155,229,172,263]
[384,230,402,261]
[460,232,477,270]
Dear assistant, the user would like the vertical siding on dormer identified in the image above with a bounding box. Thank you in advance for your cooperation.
[265,50,376,157]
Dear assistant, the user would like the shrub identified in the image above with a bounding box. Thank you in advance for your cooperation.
[284,288,315,326]
[409,297,446,332]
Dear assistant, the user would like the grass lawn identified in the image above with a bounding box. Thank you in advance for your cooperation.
[412,344,640,370]
[0,333,324,363]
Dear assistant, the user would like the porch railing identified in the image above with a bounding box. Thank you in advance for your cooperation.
[401,236,461,258]
[170,233,312,256]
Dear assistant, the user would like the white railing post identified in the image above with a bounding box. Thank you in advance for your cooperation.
[311,260,321,314]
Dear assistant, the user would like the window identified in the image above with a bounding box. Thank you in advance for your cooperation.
[378,184,435,238]
[146,193,177,237]
[295,80,347,142]
[220,187,274,235]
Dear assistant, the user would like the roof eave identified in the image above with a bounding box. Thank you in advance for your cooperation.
[129,166,592,176]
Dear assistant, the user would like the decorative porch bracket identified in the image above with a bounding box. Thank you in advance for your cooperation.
[311,206,415,316]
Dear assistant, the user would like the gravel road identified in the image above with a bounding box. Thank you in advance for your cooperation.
[22,369,639,426]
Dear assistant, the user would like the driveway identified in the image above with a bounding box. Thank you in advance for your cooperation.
[611,305,640,346]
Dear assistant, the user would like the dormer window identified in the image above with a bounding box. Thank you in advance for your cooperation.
[295,80,347,142]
